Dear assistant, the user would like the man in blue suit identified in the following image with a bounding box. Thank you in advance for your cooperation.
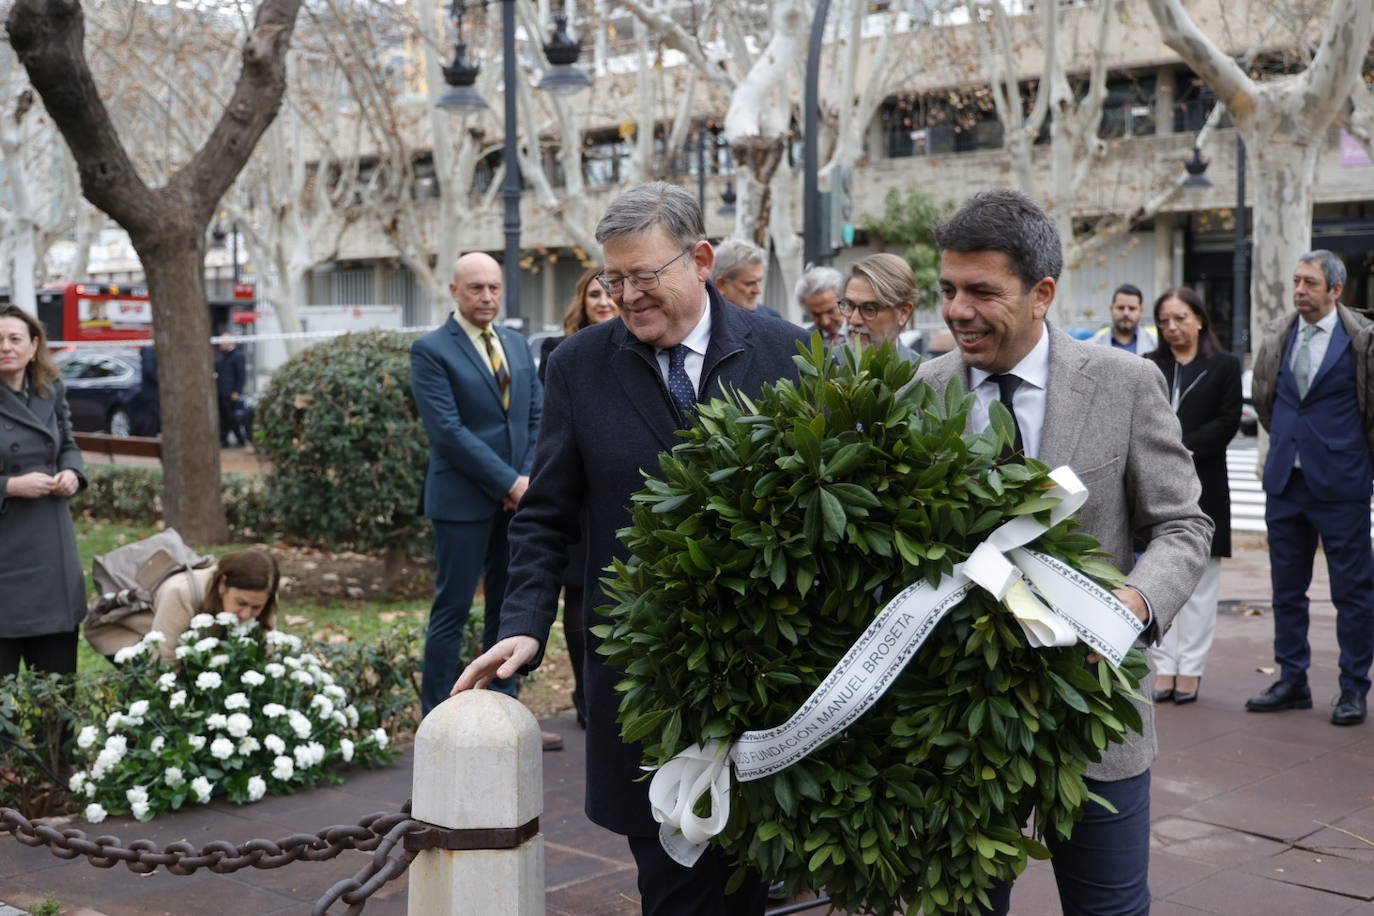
[1248,250,1374,726]
[410,252,545,726]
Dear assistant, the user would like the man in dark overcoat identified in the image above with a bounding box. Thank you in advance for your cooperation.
[457,181,809,915]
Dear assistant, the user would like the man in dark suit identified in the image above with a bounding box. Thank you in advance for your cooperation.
[1246,250,1374,727]
[917,190,1211,915]
[410,252,544,724]
[214,337,247,447]
[456,181,809,915]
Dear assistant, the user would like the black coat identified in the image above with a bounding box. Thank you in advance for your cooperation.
[499,284,809,835]
[1150,350,1242,557]
[214,345,246,400]
[0,379,88,638]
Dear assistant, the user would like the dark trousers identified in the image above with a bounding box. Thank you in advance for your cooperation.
[563,583,587,726]
[0,631,78,679]
[627,835,767,916]
[421,514,516,714]
[979,771,1151,916]
[1266,469,1374,696]
[218,396,246,446]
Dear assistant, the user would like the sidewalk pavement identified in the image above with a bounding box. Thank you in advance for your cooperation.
[2,539,1372,915]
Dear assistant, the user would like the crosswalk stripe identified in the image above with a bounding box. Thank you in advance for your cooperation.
[1225,440,1374,533]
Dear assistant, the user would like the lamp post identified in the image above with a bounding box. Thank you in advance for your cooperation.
[802,0,833,267]
[437,0,590,328]
[1232,136,1248,354]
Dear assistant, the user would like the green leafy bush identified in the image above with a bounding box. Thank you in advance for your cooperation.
[598,341,1146,915]
[254,331,429,559]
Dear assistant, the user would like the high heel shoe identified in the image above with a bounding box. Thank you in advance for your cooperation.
[1173,678,1201,705]
[1152,688,1176,703]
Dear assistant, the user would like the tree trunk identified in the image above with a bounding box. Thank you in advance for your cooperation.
[136,225,228,544]
[1247,133,1319,331]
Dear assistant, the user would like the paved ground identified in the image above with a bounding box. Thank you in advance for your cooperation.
[3,539,1372,915]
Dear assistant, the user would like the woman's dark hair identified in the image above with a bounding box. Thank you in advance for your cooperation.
[1147,285,1226,365]
[561,266,604,336]
[202,549,281,630]
[0,304,60,396]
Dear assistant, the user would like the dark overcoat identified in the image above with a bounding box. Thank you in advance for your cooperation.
[1149,350,1242,557]
[0,378,88,638]
[499,285,809,836]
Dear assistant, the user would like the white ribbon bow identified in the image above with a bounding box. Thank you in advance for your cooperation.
[648,466,1143,866]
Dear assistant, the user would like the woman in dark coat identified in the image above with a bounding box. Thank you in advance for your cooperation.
[0,304,87,677]
[537,267,618,726]
[1146,286,1241,705]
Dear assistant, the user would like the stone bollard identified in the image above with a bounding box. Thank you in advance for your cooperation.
[408,690,544,916]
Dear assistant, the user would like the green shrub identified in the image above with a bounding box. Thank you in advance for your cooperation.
[254,331,430,558]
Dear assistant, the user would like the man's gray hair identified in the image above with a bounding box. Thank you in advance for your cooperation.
[595,181,705,248]
[712,238,766,282]
[794,265,844,303]
[935,188,1062,291]
[1298,249,1347,291]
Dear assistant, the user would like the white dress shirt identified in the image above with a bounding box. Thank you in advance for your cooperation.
[969,326,1051,459]
[654,291,712,395]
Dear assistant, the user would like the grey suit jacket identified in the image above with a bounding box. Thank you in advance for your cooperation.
[918,325,1212,780]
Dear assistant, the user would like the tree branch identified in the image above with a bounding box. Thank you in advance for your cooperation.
[1142,0,1256,120]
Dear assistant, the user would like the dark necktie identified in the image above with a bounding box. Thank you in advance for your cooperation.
[481,330,511,411]
[991,373,1024,462]
[666,345,697,427]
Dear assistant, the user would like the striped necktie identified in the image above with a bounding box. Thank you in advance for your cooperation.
[481,330,511,411]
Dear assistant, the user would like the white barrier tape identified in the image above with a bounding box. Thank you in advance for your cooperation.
[50,326,434,349]
[650,466,1143,867]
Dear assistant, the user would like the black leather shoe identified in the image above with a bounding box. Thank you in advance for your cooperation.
[1331,691,1367,726]
[1173,689,1199,705]
[1245,680,1312,712]
[1151,688,1175,703]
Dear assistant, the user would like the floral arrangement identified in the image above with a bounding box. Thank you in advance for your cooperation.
[68,613,393,823]
[597,341,1147,915]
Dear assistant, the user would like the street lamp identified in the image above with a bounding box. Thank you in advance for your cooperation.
[1179,135,1247,353]
[802,0,833,267]
[437,0,590,326]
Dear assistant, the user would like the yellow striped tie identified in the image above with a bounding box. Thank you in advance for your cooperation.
[482,330,511,411]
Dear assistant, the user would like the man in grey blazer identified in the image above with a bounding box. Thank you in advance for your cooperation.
[918,190,1212,915]
[457,181,809,915]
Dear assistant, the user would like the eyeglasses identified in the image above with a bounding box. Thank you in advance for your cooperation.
[837,299,894,321]
[597,247,693,295]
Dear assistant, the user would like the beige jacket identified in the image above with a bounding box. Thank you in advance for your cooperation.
[84,567,216,665]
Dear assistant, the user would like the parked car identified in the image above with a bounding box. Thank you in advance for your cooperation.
[54,349,158,437]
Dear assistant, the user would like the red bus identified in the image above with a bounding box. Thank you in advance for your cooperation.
[35,283,153,345]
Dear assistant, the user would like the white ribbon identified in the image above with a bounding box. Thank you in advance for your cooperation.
[648,466,1146,867]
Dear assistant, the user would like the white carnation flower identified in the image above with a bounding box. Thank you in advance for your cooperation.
[210,737,234,760]
[324,684,346,700]
[226,713,253,739]
[157,672,177,692]
[291,670,314,686]
[164,766,185,787]
[271,756,294,780]
[264,662,286,678]
[150,735,166,753]
[84,781,97,797]
[206,713,228,730]
[232,619,260,637]
[194,636,220,653]
[191,776,213,804]
[142,630,167,644]
[195,671,222,690]
[189,735,207,750]
[190,613,216,630]
[370,728,388,749]
[246,775,267,802]
[264,631,290,646]
[345,706,359,727]
[215,611,239,627]
[131,801,150,820]
[209,653,230,668]
[170,690,187,709]
[224,693,250,711]
[76,726,98,749]
[263,734,286,755]
[292,744,312,769]
[103,734,128,757]
[331,711,348,727]
[128,700,150,718]
[339,738,354,762]
[262,703,286,718]
[312,669,335,687]
[282,656,302,670]
[68,772,87,792]
[241,670,266,687]
[84,803,107,824]
[286,710,312,739]
[112,644,143,664]
[125,785,149,805]
[175,645,192,660]
[106,712,125,731]
[238,735,261,754]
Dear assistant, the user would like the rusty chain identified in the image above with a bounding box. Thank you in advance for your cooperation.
[0,800,424,915]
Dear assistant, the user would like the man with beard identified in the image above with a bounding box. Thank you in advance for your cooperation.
[456,181,809,915]
[1246,250,1374,727]
[1090,283,1157,354]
